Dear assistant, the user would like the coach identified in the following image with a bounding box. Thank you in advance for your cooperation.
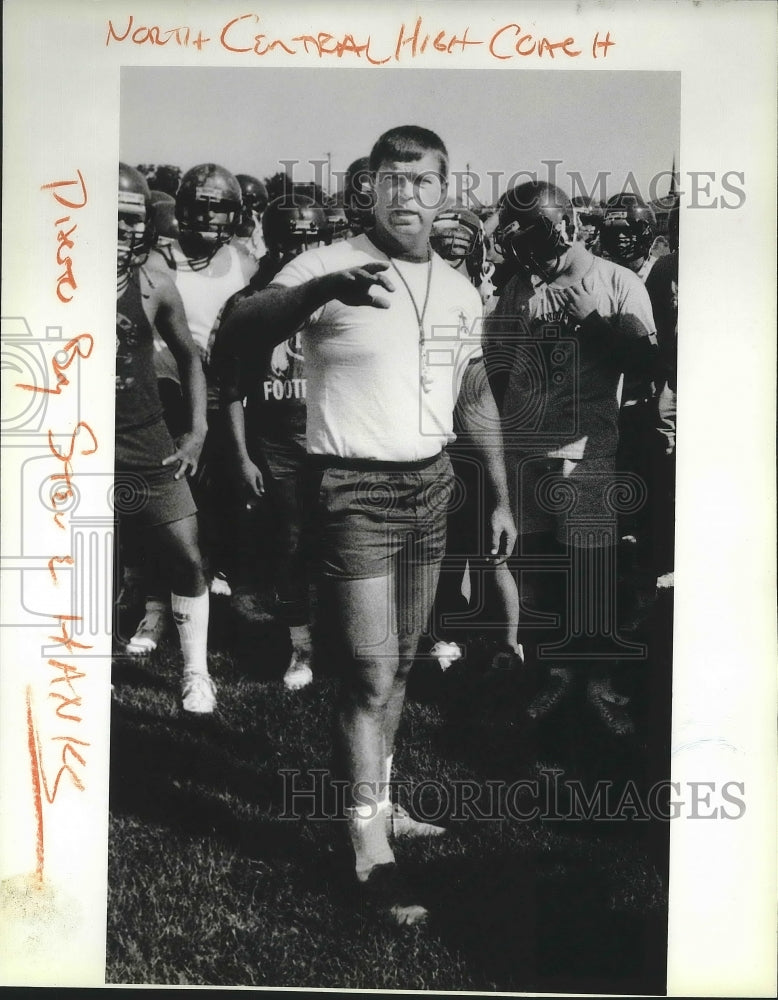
[221,125,515,926]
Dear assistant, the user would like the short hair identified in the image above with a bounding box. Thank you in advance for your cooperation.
[369,125,449,179]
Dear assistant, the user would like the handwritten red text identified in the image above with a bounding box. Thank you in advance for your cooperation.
[41,170,88,303]
[48,421,99,530]
[104,14,614,64]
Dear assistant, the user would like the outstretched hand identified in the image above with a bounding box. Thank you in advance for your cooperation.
[329,262,395,309]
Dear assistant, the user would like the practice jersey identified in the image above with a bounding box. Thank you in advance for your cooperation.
[216,254,307,447]
[490,247,656,459]
[152,242,249,384]
[244,331,307,446]
[271,233,484,462]
[115,272,164,432]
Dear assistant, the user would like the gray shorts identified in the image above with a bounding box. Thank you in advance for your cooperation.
[506,453,622,547]
[309,451,453,580]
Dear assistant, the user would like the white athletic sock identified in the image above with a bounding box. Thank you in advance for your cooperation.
[171,590,209,676]
[143,597,167,615]
[380,753,393,810]
[347,802,395,881]
[289,624,312,650]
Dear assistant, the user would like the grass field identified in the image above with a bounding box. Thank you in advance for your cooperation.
[107,569,672,993]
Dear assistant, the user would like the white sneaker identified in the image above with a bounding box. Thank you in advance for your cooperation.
[126,604,168,655]
[429,640,462,671]
[209,572,232,597]
[182,672,217,714]
[283,651,313,691]
[387,802,447,839]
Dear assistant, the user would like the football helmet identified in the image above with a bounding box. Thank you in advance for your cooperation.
[343,156,374,231]
[497,181,577,281]
[117,163,155,270]
[571,195,604,250]
[149,189,179,244]
[175,163,242,246]
[600,193,657,264]
[235,173,269,237]
[324,201,350,242]
[262,195,328,259]
[430,204,486,282]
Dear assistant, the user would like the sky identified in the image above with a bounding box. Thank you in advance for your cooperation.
[120,67,680,207]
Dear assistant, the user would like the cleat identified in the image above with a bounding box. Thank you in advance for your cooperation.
[182,671,217,714]
[388,802,446,840]
[586,682,635,736]
[525,667,574,721]
[209,572,232,597]
[491,643,525,670]
[656,571,675,589]
[283,650,313,691]
[230,589,276,625]
[359,862,428,928]
[429,640,462,671]
[126,603,168,655]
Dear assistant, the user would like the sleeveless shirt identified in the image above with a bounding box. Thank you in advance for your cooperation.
[115,272,164,432]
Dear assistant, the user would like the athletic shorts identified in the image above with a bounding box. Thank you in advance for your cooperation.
[309,451,453,580]
[114,417,197,528]
[506,453,622,548]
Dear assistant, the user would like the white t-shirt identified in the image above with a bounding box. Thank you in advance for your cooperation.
[271,233,483,461]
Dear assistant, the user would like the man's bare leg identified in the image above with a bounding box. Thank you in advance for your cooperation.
[384,557,447,839]
[486,561,524,662]
[328,574,398,873]
[327,572,428,926]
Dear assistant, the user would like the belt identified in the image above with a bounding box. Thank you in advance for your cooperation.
[307,450,444,473]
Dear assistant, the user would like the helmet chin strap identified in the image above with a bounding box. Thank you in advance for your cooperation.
[179,229,226,268]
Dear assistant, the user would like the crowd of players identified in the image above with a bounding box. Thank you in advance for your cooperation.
[115,127,678,921]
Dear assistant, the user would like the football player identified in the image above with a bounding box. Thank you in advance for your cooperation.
[600,193,660,557]
[342,156,374,235]
[429,203,523,670]
[235,173,269,262]
[214,195,329,691]
[600,193,657,281]
[149,189,179,246]
[324,200,350,243]
[644,202,679,587]
[429,203,493,302]
[571,195,603,254]
[487,180,657,736]
[150,163,257,600]
[115,164,216,713]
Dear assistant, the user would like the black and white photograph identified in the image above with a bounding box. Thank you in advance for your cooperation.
[1,1,776,994]
[109,66,679,992]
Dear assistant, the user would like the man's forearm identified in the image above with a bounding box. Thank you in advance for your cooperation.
[180,357,208,436]
[224,399,251,466]
[220,276,336,351]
